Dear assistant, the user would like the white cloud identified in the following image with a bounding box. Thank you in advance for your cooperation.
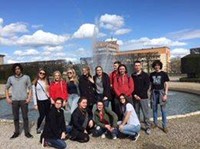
[169,29,200,40]
[170,48,190,58]
[121,37,187,50]
[73,23,98,39]
[43,46,64,52]
[100,14,124,30]
[0,18,3,26]
[14,49,39,56]
[17,30,69,46]
[114,28,131,35]
[31,24,43,29]
[0,22,28,37]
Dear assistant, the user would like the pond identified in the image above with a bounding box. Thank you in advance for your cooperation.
[0,91,199,122]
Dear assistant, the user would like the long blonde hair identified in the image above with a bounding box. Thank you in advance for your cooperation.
[53,70,63,82]
[66,68,79,84]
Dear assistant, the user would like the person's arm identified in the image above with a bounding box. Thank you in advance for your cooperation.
[127,77,134,97]
[32,85,38,109]
[163,81,169,101]
[26,76,32,103]
[49,83,55,104]
[113,77,120,96]
[105,108,118,128]
[121,111,131,126]
[5,77,12,104]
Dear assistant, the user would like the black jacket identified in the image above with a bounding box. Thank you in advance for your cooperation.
[41,105,66,139]
[79,75,96,105]
[93,72,111,100]
[70,107,92,137]
[131,71,150,99]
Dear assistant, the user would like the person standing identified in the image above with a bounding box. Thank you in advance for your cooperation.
[131,60,151,135]
[150,60,170,133]
[113,64,134,120]
[49,71,68,107]
[109,61,121,111]
[5,63,33,139]
[79,66,96,113]
[40,98,67,149]
[32,68,51,134]
[93,66,111,107]
[65,68,80,114]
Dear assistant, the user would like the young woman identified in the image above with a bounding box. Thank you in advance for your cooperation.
[40,98,67,149]
[79,66,96,113]
[49,70,68,107]
[65,68,80,114]
[70,97,94,143]
[32,68,51,134]
[93,100,118,139]
[93,66,111,107]
[118,94,140,142]
[150,60,170,133]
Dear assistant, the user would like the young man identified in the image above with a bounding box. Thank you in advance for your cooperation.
[5,63,33,139]
[131,60,151,135]
[109,61,121,111]
[150,60,170,133]
[113,64,134,120]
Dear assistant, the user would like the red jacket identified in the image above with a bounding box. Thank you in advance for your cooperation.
[113,74,134,97]
[109,70,118,87]
[49,80,68,101]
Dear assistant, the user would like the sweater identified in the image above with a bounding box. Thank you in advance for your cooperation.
[49,80,68,101]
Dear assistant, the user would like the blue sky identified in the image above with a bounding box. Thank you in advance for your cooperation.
[0,0,200,63]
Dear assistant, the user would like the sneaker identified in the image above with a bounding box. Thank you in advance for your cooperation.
[132,133,140,142]
[10,132,19,139]
[36,128,41,134]
[101,133,106,139]
[25,133,33,138]
[42,138,49,148]
[145,128,151,135]
[163,127,168,133]
[112,134,117,140]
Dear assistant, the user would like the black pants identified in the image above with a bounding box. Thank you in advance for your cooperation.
[37,99,51,129]
[12,100,29,134]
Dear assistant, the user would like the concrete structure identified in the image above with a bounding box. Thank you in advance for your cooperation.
[0,55,5,65]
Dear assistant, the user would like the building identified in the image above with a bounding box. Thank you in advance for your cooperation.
[90,41,170,73]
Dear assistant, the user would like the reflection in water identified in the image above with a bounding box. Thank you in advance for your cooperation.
[0,91,199,121]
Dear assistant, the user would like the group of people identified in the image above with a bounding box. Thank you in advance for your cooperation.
[5,59,169,149]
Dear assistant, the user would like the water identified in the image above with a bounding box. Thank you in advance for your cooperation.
[0,91,199,122]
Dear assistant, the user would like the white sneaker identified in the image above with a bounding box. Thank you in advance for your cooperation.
[132,133,140,142]
[101,133,106,139]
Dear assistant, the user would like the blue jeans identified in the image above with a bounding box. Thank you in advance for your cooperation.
[46,138,66,149]
[68,94,79,113]
[119,123,140,136]
[93,126,117,138]
[153,91,167,128]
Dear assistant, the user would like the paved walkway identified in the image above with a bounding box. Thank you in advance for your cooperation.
[0,115,199,149]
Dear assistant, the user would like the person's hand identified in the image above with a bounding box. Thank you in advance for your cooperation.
[134,94,141,100]
[34,105,38,110]
[88,77,94,83]
[162,95,167,101]
[119,124,124,131]
[51,99,55,104]
[61,132,66,139]
[103,97,108,101]
[6,97,12,104]
[84,130,88,134]
[105,125,111,131]
[88,120,94,128]
[25,98,31,104]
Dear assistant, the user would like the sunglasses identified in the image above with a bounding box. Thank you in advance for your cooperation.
[67,72,72,74]
[39,72,46,75]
